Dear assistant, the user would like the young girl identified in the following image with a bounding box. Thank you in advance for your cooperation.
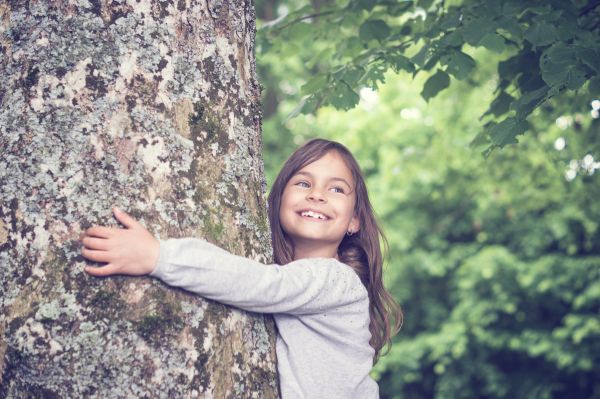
[81,138,402,398]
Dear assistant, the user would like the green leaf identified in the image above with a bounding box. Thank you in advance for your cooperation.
[541,45,586,90]
[286,98,307,121]
[439,10,461,30]
[355,0,377,11]
[301,75,328,96]
[497,16,522,40]
[339,66,366,86]
[517,73,545,93]
[418,0,434,10]
[422,52,441,72]
[461,17,494,46]
[389,53,416,73]
[469,130,490,149]
[497,55,521,80]
[524,22,558,47]
[480,33,506,53]
[488,117,528,147]
[485,1,503,16]
[441,31,463,47]
[555,13,579,41]
[588,77,600,97]
[329,81,360,110]
[502,1,523,17]
[412,44,433,68]
[359,19,391,43]
[483,91,515,118]
[300,95,319,115]
[510,86,548,118]
[577,47,600,73]
[421,70,450,102]
[340,7,364,28]
[444,51,476,80]
[360,63,388,89]
[386,1,413,17]
[533,8,562,22]
[286,95,318,120]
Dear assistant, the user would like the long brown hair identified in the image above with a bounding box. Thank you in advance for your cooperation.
[267,138,402,362]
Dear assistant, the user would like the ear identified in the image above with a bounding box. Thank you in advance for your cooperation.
[349,214,360,234]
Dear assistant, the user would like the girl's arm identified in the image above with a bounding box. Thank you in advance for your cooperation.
[81,208,367,315]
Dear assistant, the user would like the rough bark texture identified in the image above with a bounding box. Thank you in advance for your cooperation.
[0,1,279,397]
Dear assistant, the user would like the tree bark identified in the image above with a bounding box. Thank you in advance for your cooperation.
[0,1,278,397]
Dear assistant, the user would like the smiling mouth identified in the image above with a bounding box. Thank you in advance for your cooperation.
[298,210,330,221]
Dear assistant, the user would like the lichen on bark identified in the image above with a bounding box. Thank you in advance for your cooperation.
[0,1,277,397]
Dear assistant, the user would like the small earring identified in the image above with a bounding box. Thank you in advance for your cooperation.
[346,230,354,236]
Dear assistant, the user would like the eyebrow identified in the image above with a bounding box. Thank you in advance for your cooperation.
[293,171,353,189]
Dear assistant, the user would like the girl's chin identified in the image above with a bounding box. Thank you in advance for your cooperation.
[289,233,344,246]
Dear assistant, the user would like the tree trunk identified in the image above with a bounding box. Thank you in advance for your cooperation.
[0,1,278,397]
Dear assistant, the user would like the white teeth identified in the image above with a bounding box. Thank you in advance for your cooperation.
[301,210,327,220]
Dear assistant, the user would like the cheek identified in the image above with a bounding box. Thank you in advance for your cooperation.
[279,190,291,212]
[280,186,299,209]
[279,207,294,236]
[279,192,294,222]
[278,205,287,223]
[344,197,357,217]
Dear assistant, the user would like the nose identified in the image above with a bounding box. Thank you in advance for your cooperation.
[306,186,327,203]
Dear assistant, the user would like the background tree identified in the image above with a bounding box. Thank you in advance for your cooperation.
[256,1,600,398]
[0,1,278,397]
[258,0,600,155]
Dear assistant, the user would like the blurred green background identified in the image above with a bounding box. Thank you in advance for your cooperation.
[254,1,600,398]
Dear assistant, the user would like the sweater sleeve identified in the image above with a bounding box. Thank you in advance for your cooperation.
[149,237,367,315]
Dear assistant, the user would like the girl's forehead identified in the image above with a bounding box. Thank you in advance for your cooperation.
[294,152,355,184]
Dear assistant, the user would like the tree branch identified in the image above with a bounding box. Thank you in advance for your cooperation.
[274,10,337,32]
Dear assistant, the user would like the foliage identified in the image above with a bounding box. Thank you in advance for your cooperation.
[258,0,600,154]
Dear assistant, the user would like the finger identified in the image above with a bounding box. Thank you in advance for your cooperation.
[81,236,110,251]
[85,263,120,277]
[85,226,114,238]
[81,247,111,263]
[114,207,140,229]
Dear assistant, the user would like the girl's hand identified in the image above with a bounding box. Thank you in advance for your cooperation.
[81,207,159,277]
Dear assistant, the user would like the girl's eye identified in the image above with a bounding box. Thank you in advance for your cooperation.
[331,186,345,194]
[295,181,310,188]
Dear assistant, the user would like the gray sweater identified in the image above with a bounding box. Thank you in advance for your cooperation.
[151,238,379,399]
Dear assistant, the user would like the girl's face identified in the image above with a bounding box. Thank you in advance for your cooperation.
[279,151,360,258]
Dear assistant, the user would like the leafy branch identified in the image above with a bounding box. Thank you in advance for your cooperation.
[259,0,600,155]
